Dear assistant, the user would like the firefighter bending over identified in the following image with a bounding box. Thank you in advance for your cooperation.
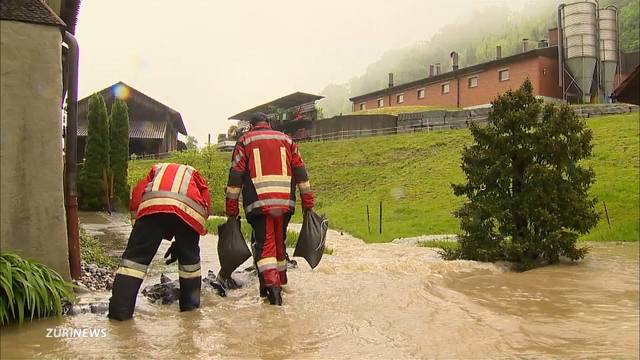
[108,163,211,320]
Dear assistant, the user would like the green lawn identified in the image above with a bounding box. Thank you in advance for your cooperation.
[129,113,639,243]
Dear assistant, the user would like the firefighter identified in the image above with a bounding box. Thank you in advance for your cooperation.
[108,163,211,321]
[225,112,314,305]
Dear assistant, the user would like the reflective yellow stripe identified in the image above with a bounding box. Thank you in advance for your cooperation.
[171,165,188,193]
[277,260,287,271]
[298,181,311,194]
[139,198,206,226]
[116,267,146,279]
[152,164,168,191]
[257,257,277,272]
[226,186,241,199]
[253,148,262,177]
[280,147,287,176]
[256,186,291,195]
[253,175,291,184]
[179,269,201,279]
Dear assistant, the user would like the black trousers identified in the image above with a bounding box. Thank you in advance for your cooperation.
[108,213,201,321]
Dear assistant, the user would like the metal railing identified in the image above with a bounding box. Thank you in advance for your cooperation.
[296,122,475,143]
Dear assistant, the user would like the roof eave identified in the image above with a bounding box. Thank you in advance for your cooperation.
[349,46,558,102]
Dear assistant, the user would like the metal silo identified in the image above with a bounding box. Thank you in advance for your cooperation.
[560,1,598,102]
[599,6,619,101]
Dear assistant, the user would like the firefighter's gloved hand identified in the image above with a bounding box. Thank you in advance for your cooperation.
[164,241,178,265]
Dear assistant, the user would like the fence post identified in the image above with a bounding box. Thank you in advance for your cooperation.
[366,205,371,234]
[603,201,611,230]
[379,200,383,234]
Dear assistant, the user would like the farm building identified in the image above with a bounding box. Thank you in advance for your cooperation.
[76,82,187,161]
[351,24,639,110]
[228,92,323,141]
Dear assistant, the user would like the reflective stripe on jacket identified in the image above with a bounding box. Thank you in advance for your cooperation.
[130,163,211,235]
[225,123,314,219]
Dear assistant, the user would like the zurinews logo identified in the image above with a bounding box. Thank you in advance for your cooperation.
[46,327,107,338]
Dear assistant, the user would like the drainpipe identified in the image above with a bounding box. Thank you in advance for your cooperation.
[63,31,81,280]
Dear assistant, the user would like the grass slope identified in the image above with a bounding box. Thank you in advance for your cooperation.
[129,113,639,243]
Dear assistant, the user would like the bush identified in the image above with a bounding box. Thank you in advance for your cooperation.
[109,98,130,209]
[78,93,110,210]
[450,80,597,269]
[80,229,117,269]
[0,252,76,325]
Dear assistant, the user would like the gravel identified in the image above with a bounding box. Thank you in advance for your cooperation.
[73,261,115,292]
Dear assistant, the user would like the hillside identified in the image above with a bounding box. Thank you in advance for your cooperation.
[129,113,639,243]
[318,0,639,117]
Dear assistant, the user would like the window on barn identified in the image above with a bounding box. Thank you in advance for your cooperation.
[360,103,366,111]
[441,82,450,94]
[377,98,384,108]
[397,94,404,104]
[417,88,425,99]
[468,76,478,88]
[499,68,510,82]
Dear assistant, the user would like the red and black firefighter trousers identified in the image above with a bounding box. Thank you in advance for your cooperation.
[248,213,292,293]
[108,213,201,321]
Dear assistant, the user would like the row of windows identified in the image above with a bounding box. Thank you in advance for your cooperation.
[359,68,511,109]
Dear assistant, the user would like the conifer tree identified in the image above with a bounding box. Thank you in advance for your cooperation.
[450,79,598,269]
[78,94,110,210]
[109,98,130,209]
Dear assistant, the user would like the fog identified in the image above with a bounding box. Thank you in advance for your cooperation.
[76,0,540,144]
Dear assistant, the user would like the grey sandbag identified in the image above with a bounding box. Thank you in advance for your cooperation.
[217,217,251,276]
[293,210,328,269]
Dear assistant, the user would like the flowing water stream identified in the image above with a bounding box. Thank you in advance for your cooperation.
[1,214,638,359]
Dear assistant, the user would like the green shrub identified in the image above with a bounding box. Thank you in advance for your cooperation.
[80,230,117,269]
[109,98,130,209]
[0,252,76,325]
[78,93,110,210]
[451,80,596,268]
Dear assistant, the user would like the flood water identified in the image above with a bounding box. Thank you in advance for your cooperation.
[1,214,638,359]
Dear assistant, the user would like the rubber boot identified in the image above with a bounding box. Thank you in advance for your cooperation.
[108,274,143,321]
[179,277,201,312]
[267,287,282,306]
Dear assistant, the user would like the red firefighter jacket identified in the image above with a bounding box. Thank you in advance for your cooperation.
[225,123,314,219]
[130,163,211,235]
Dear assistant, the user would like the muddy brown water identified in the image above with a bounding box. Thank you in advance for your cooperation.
[1,214,638,359]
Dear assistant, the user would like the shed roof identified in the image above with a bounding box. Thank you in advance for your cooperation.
[77,81,187,135]
[349,46,558,102]
[78,120,167,140]
[0,0,65,27]
[612,65,640,105]
[229,92,324,121]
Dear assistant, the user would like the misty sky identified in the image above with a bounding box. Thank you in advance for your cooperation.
[75,0,533,145]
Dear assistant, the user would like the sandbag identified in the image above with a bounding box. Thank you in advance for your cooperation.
[293,210,328,269]
[217,217,251,276]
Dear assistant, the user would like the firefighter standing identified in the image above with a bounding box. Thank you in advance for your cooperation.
[108,163,211,321]
[225,112,314,305]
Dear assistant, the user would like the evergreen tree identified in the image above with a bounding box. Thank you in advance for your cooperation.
[109,98,130,209]
[78,94,110,210]
[450,79,598,269]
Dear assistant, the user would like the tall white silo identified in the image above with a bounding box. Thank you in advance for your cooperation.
[561,1,598,102]
[599,6,619,102]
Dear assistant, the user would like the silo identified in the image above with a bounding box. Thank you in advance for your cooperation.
[599,6,618,101]
[560,1,598,102]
